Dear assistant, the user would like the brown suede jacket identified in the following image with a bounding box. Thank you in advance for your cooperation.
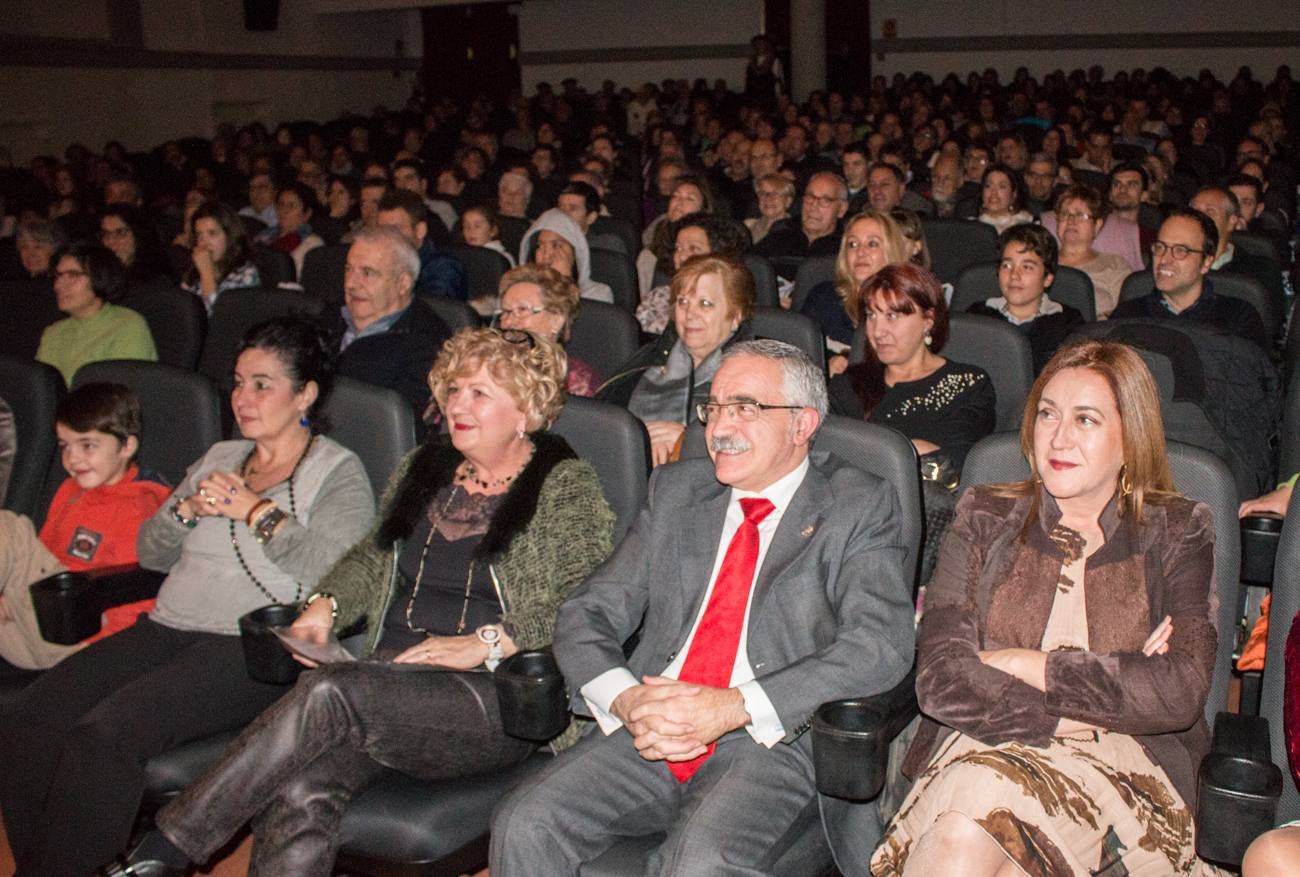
[903,485,1219,807]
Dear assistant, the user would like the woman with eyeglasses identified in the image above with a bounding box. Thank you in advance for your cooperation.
[744,172,796,245]
[598,254,754,466]
[496,264,600,396]
[102,327,614,877]
[36,243,158,385]
[99,204,175,287]
[1053,184,1131,318]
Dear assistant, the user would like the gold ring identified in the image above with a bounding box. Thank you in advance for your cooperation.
[206,496,217,507]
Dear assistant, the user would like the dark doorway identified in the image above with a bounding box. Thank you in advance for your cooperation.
[825,0,870,94]
[422,3,521,103]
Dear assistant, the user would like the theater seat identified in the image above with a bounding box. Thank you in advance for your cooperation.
[0,355,65,522]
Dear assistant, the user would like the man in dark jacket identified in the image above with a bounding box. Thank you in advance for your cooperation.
[333,227,451,429]
[1111,207,1267,349]
[756,171,848,280]
[375,189,469,301]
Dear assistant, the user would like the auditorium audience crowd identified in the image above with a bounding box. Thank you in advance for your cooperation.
[1,57,1299,875]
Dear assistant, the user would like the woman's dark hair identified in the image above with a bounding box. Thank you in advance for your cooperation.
[54,242,128,304]
[56,382,144,455]
[672,213,752,260]
[848,263,949,416]
[186,200,253,285]
[981,163,1027,214]
[100,203,173,283]
[236,317,335,428]
[327,173,360,211]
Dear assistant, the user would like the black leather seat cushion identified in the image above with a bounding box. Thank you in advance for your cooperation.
[143,731,550,867]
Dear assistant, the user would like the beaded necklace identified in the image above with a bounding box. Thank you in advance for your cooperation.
[404,444,533,636]
[229,434,315,605]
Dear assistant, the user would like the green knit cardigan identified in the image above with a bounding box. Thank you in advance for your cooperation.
[309,432,614,747]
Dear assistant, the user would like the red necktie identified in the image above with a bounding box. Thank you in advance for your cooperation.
[668,496,775,782]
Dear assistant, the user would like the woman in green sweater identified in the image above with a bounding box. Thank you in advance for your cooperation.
[107,327,615,877]
[36,243,156,384]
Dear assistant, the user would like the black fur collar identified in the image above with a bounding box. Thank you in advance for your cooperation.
[375,431,577,560]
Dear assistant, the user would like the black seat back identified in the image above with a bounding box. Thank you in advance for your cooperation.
[961,434,1241,724]
[448,244,511,301]
[748,309,827,373]
[318,376,416,496]
[951,262,1097,323]
[587,247,638,313]
[943,314,1033,432]
[121,280,208,370]
[197,288,325,389]
[0,278,61,361]
[0,356,64,520]
[250,244,296,286]
[568,301,640,382]
[791,254,836,313]
[744,253,780,310]
[921,218,998,284]
[299,244,349,310]
[415,296,480,334]
[550,396,649,541]
[72,360,221,488]
[815,416,923,587]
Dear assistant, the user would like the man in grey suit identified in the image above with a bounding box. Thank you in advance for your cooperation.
[490,339,915,875]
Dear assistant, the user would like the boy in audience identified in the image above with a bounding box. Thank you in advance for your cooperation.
[0,383,169,669]
[966,224,1085,373]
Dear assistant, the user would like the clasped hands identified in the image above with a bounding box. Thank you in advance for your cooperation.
[176,470,264,523]
[610,676,750,762]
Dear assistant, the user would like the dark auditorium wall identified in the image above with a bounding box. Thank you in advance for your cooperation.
[870,0,1300,81]
[0,0,421,164]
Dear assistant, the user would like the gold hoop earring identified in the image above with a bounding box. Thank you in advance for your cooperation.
[1119,464,1133,498]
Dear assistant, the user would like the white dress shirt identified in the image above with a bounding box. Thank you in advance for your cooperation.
[581,457,811,748]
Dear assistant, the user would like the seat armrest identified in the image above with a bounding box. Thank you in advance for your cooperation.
[1195,711,1283,867]
[812,668,918,801]
[1240,512,1283,586]
[31,565,166,645]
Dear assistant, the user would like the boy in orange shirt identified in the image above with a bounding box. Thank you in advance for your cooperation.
[0,383,169,669]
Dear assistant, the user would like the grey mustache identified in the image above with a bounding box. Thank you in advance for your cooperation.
[709,435,752,453]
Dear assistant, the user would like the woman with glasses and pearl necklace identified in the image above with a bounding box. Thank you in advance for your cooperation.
[104,327,614,877]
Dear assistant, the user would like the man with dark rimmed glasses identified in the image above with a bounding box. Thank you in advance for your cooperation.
[1111,207,1267,348]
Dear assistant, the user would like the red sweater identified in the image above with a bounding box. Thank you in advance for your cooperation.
[38,466,171,639]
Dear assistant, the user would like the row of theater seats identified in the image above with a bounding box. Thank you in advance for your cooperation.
[9,352,1294,873]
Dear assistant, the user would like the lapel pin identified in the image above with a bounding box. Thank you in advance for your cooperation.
[801,525,815,538]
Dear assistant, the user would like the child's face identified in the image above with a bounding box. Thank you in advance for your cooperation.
[56,425,138,491]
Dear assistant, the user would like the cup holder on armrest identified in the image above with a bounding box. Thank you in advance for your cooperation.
[1195,712,1283,867]
[1240,513,1283,586]
[31,564,166,645]
[812,668,918,802]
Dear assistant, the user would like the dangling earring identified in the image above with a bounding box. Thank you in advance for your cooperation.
[516,428,526,440]
[1119,463,1133,497]
[299,414,310,428]
[923,332,933,347]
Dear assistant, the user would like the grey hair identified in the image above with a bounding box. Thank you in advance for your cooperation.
[1027,151,1058,172]
[350,226,420,284]
[722,339,829,422]
[499,169,534,201]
